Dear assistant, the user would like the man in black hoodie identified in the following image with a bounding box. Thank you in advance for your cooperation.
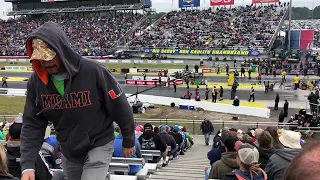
[20,22,135,180]
[138,123,167,163]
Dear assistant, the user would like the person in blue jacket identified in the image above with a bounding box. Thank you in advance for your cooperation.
[114,127,145,175]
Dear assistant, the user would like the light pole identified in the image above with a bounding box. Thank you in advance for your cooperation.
[288,0,292,52]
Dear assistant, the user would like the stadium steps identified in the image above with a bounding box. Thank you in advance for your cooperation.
[147,135,211,180]
[112,12,151,47]
[251,8,270,42]
[267,6,289,51]
[127,11,170,46]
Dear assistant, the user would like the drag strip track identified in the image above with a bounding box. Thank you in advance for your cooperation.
[0,72,297,101]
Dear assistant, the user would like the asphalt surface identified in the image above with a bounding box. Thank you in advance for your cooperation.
[0,72,298,101]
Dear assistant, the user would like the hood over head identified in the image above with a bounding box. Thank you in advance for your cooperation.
[26,21,82,85]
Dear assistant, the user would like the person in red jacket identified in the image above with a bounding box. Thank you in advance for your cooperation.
[195,92,201,101]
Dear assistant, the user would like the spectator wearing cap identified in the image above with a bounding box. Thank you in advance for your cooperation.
[114,127,144,175]
[221,142,267,180]
[138,123,167,163]
[265,130,302,180]
[284,140,320,180]
[158,125,178,158]
[257,131,275,169]
[209,135,239,179]
[169,125,184,155]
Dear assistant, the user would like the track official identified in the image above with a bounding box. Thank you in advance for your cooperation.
[20,22,136,180]
[248,87,255,102]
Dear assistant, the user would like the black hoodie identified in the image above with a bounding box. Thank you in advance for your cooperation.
[20,22,135,171]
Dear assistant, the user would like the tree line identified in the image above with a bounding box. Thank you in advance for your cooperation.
[286,6,320,20]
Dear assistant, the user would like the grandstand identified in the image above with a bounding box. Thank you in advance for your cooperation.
[0,2,289,59]
[128,5,288,53]
[1,0,153,56]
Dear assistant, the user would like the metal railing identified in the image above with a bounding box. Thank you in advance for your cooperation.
[112,12,151,48]
[1,115,317,134]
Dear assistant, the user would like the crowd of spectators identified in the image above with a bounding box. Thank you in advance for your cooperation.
[0,114,194,180]
[130,5,287,50]
[0,13,143,57]
[205,125,320,180]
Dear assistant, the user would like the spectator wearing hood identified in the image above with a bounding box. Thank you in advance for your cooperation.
[114,127,144,175]
[138,123,167,163]
[265,130,302,180]
[221,142,268,180]
[158,125,178,158]
[257,131,275,170]
[209,135,239,179]
[169,126,184,155]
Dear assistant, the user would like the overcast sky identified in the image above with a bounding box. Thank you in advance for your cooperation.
[0,0,319,19]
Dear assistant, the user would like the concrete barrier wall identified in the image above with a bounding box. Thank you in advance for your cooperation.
[128,94,270,118]
[1,88,270,118]
[0,57,196,65]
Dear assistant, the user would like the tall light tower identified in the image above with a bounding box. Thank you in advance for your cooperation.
[288,0,292,52]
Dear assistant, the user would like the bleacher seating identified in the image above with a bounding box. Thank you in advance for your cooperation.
[0,14,143,56]
[130,5,287,50]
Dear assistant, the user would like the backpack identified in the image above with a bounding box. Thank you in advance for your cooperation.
[141,137,156,150]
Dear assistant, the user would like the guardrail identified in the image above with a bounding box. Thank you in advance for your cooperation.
[1,115,316,134]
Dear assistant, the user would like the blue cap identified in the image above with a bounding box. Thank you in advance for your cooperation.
[173,125,179,132]
[45,135,58,148]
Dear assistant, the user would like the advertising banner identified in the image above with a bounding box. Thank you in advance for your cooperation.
[252,0,279,4]
[144,49,251,56]
[4,66,30,71]
[136,69,168,73]
[126,79,183,86]
[249,50,260,56]
[210,0,234,6]
[179,0,200,8]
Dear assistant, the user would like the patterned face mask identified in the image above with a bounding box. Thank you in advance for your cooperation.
[31,38,56,61]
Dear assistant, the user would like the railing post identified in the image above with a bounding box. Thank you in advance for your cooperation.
[256,122,259,128]
[160,119,162,125]
[222,121,225,128]
[193,120,195,135]
[166,118,168,125]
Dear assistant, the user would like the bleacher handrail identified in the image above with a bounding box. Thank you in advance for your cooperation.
[0,115,299,127]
